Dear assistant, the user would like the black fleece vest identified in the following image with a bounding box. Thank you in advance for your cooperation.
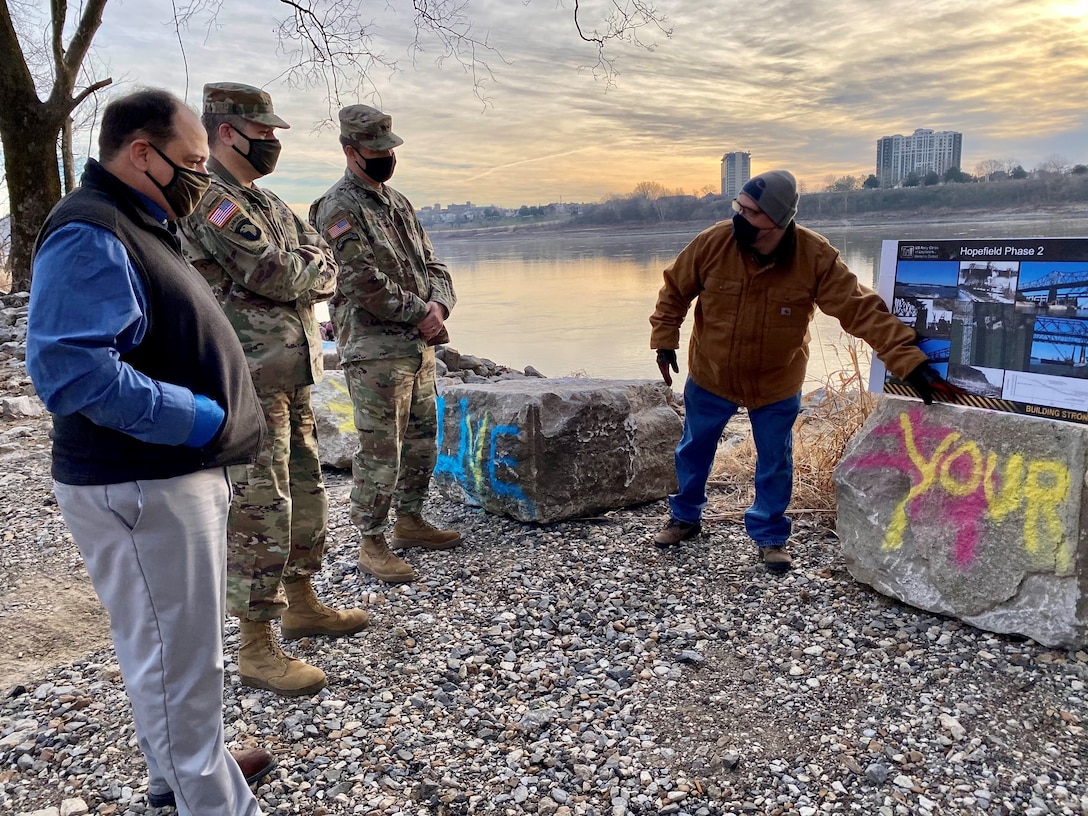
[33,159,265,485]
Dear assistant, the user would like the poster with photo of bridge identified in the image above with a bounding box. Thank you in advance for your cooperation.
[870,237,1088,425]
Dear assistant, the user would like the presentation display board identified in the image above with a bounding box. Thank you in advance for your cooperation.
[870,238,1088,425]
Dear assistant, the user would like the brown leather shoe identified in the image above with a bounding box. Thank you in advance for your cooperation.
[392,514,462,550]
[232,747,277,786]
[147,747,277,807]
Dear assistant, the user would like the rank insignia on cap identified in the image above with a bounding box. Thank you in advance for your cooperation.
[208,198,239,227]
[326,217,353,240]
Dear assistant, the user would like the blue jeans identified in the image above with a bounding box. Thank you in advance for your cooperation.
[668,379,801,545]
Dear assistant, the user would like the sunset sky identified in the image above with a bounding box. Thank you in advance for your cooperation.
[16,0,1088,212]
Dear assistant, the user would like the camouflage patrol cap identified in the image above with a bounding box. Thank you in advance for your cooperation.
[203,82,290,128]
[339,104,403,150]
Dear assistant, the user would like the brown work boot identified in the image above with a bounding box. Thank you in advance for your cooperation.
[281,578,369,640]
[653,516,702,547]
[757,544,793,574]
[392,514,462,550]
[358,534,418,583]
[238,620,327,697]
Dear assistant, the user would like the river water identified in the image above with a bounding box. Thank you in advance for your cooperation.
[421,215,1088,387]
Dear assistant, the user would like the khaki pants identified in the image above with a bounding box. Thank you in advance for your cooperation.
[55,469,262,816]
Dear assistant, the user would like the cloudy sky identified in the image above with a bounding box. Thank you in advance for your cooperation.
[22,0,1088,211]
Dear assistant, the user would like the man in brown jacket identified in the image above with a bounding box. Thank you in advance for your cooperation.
[649,170,958,572]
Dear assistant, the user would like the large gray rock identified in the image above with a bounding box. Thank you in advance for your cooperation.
[0,395,44,419]
[311,371,357,469]
[434,378,681,522]
[834,398,1088,648]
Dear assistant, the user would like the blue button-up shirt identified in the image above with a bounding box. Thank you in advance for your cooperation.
[26,192,223,447]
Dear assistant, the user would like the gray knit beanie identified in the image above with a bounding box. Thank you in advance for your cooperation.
[741,170,799,228]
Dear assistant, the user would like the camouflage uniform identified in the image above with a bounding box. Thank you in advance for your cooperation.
[309,106,455,536]
[180,96,336,621]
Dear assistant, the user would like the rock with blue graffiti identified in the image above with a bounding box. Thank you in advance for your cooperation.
[834,398,1088,648]
[311,350,549,469]
[433,378,682,522]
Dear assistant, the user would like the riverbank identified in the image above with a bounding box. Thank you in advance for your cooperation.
[1,342,1087,816]
[426,201,1088,242]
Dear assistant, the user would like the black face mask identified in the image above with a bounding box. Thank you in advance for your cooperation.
[731,213,762,248]
[230,128,282,176]
[356,153,396,183]
[146,143,212,218]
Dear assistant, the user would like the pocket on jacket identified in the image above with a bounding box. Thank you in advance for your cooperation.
[766,288,812,328]
[700,276,743,322]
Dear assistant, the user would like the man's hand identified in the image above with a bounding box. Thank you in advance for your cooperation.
[905,362,966,405]
[417,301,446,342]
[656,349,679,386]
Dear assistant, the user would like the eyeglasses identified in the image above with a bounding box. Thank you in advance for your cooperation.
[731,199,765,220]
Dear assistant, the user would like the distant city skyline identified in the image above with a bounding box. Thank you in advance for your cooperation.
[2,0,1087,215]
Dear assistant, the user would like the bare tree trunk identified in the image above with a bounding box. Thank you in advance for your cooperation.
[0,0,110,291]
[61,116,75,193]
[2,120,63,293]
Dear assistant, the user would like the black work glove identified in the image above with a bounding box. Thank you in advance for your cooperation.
[656,349,679,386]
[905,362,965,405]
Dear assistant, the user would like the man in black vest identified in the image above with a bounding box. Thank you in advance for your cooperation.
[26,89,273,815]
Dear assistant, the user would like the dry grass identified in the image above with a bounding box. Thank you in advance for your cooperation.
[705,336,877,520]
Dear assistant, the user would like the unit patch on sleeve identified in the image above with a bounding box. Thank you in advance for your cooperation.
[234,217,262,241]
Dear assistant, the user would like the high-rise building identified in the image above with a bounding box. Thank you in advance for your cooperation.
[721,151,751,198]
[876,128,962,187]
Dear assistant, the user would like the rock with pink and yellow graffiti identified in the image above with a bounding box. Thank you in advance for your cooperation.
[834,398,1088,648]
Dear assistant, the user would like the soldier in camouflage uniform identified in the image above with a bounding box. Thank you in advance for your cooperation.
[179,83,368,698]
[309,104,460,584]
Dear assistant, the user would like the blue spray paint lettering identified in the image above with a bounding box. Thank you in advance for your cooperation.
[435,395,535,514]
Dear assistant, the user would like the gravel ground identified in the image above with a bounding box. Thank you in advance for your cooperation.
[2,348,1088,816]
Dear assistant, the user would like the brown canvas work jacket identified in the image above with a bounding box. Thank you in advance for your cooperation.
[650,220,925,408]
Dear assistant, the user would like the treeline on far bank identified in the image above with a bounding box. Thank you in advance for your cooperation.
[571,173,1088,227]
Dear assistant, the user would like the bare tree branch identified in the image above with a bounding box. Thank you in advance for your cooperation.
[56,0,109,100]
[174,0,668,111]
[70,76,112,109]
[406,0,503,106]
[573,0,672,86]
[49,0,65,77]
[169,0,192,101]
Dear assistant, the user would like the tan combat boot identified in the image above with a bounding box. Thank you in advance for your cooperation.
[358,534,418,583]
[392,514,462,550]
[238,620,327,697]
[281,578,369,641]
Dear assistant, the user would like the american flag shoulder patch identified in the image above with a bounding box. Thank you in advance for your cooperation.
[326,216,353,240]
[208,198,240,228]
